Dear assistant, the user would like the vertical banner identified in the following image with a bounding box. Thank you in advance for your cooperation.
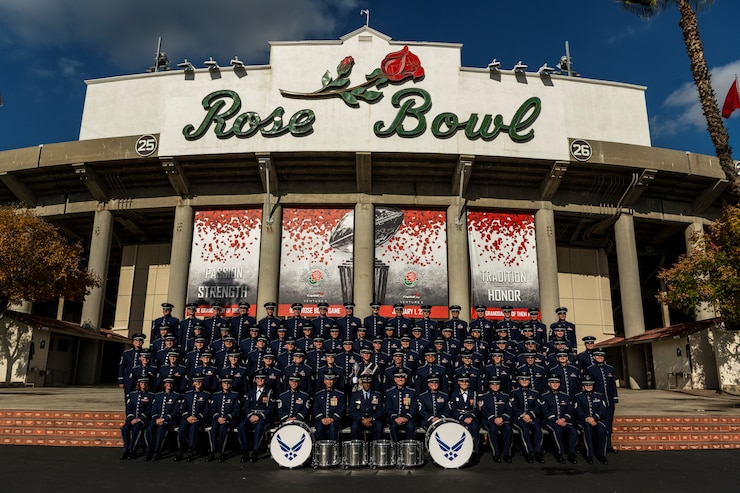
[467,211,539,320]
[279,207,353,317]
[375,207,448,318]
[187,209,262,317]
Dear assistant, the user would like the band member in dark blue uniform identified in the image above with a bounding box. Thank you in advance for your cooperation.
[510,372,544,463]
[413,305,438,341]
[313,372,346,441]
[585,349,618,453]
[120,377,153,460]
[311,301,335,339]
[478,377,513,463]
[230,301,256,343]
[145,377,180,461]
[178,302,201,349]
[277,375,311,423]
[550,307,577,348]
[238,371,276,463]
[443,305,468,341]
[450,376,481,458]
[387,303,412,338]
[203,302,228,345]
[350,375,384,440]
[519,308,547,346]
[363,301,386,340]
[417,376,451,427]
[175,374,210,462]
[284,303,309,340]
[496,305,520,342]
[337,302,362,341]
[151,302,179,343]
[470,305,495,344]
[259,302,282,341]
[574,375,609,464]
[119,333,145,392]
[206,377,241,462]
[384,370,417,442]
[538,374,579,464]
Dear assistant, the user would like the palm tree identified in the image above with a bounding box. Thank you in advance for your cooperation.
[618,0,738,195]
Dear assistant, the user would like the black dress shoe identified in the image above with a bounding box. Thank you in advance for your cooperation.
[586,456,594,464]
[535,453,545,464]
[218,454,226,463]
[525,453,534,463]
[154,453,161,461]
[144,453,153,461]
[469,454,479,465]
[607,447,619,454]
[240,453,249,463]
[503,455,512,463]
[597,456,609,465]
[186,453,195,462]
[127,452,137,460]
[174,453,184,462]
[120,450,130,460]
[493,455,502,463]
[205,453,216,463]
[249,451,257,463]
[567,454,578,464]
[555,454,566,464]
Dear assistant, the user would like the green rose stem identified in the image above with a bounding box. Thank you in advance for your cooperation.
[280,73,383,99]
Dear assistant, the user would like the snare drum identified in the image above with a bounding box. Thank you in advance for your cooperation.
[313,440,341,468]
[424,418,474,468]
[342,440,368,468]
[369,439,395,468]
[270,421,314,468]
[396,440,424,468]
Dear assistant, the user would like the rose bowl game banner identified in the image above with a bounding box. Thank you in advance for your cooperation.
[375,207,448,318]
[467,210,539,320]
[187,209,262,317]
[279,207,354,317]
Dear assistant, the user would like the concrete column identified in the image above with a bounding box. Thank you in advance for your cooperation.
[685,221,716,321]
[684,221,719,389]
[167,203,194,319]
[354,202,375,320]
[81,206,113,330]
[9,301,32,314]
[614,212,647,389]
[447,204,470,318]
[535,205,559,318]
[256,203,282,319]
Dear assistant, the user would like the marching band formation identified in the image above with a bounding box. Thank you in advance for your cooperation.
[118,300,618,467]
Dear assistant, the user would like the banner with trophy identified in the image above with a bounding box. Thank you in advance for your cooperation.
[375,207,448,318]
[187,209,262,317]
[467,210,539,320]
[279,207,353,317]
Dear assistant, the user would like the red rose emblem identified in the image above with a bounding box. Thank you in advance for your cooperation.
[337,56,354,77]
[380,46,424,82]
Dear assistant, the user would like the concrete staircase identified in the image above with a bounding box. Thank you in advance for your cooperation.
[2,410,740,450]
[0,410,124,447]
[612,416,740,451]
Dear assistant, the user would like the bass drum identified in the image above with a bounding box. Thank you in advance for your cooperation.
[313,440,340,468]
[424,418,474,469]
[270,421,314,468]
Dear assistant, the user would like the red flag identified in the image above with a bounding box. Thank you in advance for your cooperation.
[722,78,740,118]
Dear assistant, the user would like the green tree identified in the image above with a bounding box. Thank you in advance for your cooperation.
[617,1,738,195]
[657,203,740,326]
[0,206,100,316]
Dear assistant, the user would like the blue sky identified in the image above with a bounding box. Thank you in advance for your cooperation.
[1,0,739,157]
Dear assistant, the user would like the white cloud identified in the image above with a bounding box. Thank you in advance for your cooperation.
[0,0,359,68]
[651,59,740,138]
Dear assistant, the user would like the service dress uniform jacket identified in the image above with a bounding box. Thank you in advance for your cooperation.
[312,388,346,440]
[574,390,609,460]
[538,390,578,456]
[238,386,276,453]
[478,389,513,458]
[145,390,181,455]
[208,389,241,453]
[277,389,311,423]
[417,390,451,426]
[177,388,210,454]
[384,386,417,441]
[510,386,543,455]
[121,390,153,453]
[349,388,384,440]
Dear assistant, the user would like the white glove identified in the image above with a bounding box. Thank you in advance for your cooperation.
[352,377,358,384]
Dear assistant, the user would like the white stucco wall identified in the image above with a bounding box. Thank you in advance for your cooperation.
[80,28,650,161]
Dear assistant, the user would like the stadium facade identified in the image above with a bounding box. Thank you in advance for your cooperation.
[1,27,738,392]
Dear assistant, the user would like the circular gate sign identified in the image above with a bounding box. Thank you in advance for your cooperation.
[570,139,592,162]
[135,135,158,157]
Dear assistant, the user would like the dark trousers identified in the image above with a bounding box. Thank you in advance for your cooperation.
[177,417,205,452]
[350,418,384,440]
[145,420,174,453]
[483,419,513,457]
[578,421,608,458]
[121,419,147,452]
[542,420,578,455]
[237,416,269,452]
[388,418,416,442]
[513,417,543,454]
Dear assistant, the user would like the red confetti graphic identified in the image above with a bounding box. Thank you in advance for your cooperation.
[378,209,446,267]
[193,209,262,263]
[281,207,352,265]
[467,211,535,267]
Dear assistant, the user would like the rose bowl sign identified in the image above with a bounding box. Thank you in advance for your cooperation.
[183,46,541,144]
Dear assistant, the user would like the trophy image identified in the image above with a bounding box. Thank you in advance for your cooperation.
[329,206,404,304]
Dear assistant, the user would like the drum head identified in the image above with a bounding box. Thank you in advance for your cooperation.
[270,422,313,468]
[425,420,474,468]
